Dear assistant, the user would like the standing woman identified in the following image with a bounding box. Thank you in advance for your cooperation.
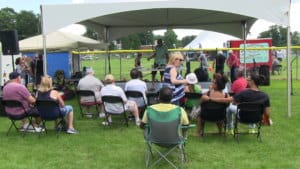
[35,54,44,88]
[163,52,187,105]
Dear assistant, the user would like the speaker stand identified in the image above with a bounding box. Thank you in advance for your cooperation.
[11,54,15,71]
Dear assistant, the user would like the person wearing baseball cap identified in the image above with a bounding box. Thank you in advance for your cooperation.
[2,71,43,132]
[77,67,104,118]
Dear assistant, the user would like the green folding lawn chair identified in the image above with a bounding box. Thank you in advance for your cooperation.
[144,106,189,169]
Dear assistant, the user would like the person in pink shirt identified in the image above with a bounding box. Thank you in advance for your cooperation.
[230,68,247,94]
[227,50,240,83]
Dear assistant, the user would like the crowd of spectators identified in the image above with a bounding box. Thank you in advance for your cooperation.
[1,47,272,137]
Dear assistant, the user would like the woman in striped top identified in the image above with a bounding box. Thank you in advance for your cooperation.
[163,52,188,105]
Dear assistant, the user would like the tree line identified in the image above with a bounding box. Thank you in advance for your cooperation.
[1,7,299,50]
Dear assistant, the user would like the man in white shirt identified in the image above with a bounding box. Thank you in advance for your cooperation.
[124,68,148,108]
[101,74,140,126]
[77,68,104,116]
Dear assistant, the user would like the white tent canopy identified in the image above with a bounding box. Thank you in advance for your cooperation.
[19,31,103,52]
[41,0,289,41]
[184,31,239,49]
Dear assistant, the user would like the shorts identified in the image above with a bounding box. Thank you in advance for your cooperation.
[27,107,40,117]
[60,105,73,117]
[125,100,136,112]
[151,63,165,76]
[7,107,40,119]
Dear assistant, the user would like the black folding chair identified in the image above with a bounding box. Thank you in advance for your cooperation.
[125,90,147,118]
[1,100,37,136]
[234,102,265,142]
[183,92,202,109]
[199,101,228,137]
[36,99,66,137]
[101,95,129,127]
[146,91,159,106]
[0,96,6,117]
[76,90,100,118]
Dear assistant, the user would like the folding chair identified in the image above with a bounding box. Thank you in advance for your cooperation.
[76,90,100,118]
[199,101,228,136]
[0,96,6,117]
[183,92,202,110]
[101,95,129,127]
[146,91,159,106]
[144,106,186,169]
[234,102,265,142]
[1,100,37,136]
[125,90,147,118]
[36,99,66,137]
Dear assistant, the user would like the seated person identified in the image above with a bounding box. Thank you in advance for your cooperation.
[37,76,78,134]
[226,68,247,134]
[100,74,141,126]
[184,72,202,111]
[124,68,148,112]
[2,72,42,132]
[233,73,271,128]
[198,74,229,137]
[207,73,271,133]
[140,87,189,136]
[77,68,104,117]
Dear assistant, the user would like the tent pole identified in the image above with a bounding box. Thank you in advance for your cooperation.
[242,21,247,77]
[104,26,111,74]
[287,7,292,117]
[40,5,47,76]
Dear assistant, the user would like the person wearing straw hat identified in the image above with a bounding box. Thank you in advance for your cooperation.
[184,73,202,112]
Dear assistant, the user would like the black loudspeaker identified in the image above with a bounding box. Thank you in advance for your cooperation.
[0,30,20,55]
[259,65,270,86]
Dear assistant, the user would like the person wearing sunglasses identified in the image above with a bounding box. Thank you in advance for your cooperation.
[163,52,188,105]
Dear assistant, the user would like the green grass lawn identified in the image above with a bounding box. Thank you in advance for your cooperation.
[0,57,299,169]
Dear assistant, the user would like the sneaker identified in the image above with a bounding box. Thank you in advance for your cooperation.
[99,112,105,118]
[66,128,79,134]
[227,129,234,135]
[102,121,111,126]
[127,115,134,120]
[22,123,29,129]
[86,112,93,118]
[248,128,257,134]
[135,119,141,126]
[24,124,36,132]
[19,127,25,132]
[269,118,273,125]
[35,127,45,133]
